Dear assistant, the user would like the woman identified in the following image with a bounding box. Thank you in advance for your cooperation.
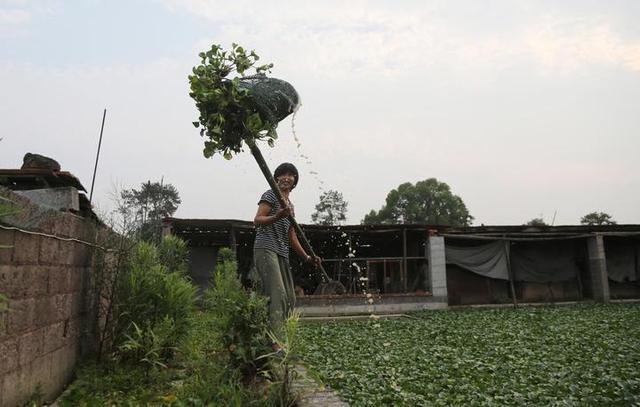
[253,162,320,336]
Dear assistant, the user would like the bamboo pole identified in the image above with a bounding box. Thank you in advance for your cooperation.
[245,138,332,282]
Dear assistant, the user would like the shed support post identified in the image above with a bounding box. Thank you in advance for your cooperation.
[427,235,448,304]
[229,226,237,258]
[162,220,172,238]
[504,239,517,308]
[402,228,408,292]
[587,234,610,303]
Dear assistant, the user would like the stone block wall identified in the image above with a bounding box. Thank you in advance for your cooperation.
[0,187,99,407]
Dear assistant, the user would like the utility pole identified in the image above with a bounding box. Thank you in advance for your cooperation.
[90,108,107,204]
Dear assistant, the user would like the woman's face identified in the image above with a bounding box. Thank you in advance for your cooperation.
[276,172,296,192]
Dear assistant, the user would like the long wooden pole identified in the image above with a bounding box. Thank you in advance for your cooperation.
[246,138,332,282]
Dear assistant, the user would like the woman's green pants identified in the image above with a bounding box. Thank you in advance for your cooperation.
[253,248,296,333]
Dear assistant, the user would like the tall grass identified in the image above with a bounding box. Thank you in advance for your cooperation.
[61,244,300,406]
[203,248,271,376]
[114,238,197,366]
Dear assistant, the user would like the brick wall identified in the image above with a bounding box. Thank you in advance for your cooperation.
[0,187,102,406]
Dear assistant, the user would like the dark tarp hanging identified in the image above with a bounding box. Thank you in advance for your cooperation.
[445,241,509,280]
[446,239,584,283]
[511,241,580,282]
[605,238,639,282]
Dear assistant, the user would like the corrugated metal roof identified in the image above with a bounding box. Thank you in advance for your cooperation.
[0,169,87,192]
[165,217,640,237]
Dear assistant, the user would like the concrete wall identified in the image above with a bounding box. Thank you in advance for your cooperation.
[427,236,448,302]
[0,187,99,406]
[587,234,610,302]
[188,246,218,295]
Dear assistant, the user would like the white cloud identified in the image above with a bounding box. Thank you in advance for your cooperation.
[0,8,30,24]
[524,18,640,74]
[167,0,640,77]
[2,2,639,226]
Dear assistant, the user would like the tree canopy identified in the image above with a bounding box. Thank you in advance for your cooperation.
[362,178,473,226]
[119,180,181,241]
[580,211,616,226]
[311,190,348,226]
[526,217,547,226]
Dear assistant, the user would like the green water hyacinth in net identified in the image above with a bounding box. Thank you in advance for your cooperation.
[189,43,299,159]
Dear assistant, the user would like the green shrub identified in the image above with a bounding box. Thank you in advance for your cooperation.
[118,317,176,370]
[64,311,278,407]
[177,356,252,406]
[58,362,171,406]
[114,238,197,366]
[159,234,189,275]
[262,311,301,407]
[203,248,271,376]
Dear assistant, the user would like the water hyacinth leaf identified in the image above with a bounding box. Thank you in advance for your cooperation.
[298,304,640,406]
[188,43,299,160]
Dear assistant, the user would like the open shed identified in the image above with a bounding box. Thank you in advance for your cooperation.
[164,218,640,314]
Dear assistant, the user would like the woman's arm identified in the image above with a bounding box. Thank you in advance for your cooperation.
[289,227,322,266]
[254,202,291,226]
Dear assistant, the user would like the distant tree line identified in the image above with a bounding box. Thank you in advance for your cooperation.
[362,178,473,226]
[525,211,617,226]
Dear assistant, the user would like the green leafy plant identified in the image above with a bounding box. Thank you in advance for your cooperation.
[299,304,640,406]
[0,201,20,218]
[260,311,301,406]
[0,201,20,251]
[203,248,271,376]
[158,234,189,275]
[62,241,298,406]
[62,311,281,406]
[189,43,275,159]
[113,238,197,365]
[119,317,176,370]
[58,362,172,406]
[24,384,44,407]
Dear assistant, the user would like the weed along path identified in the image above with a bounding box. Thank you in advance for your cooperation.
[292,365,349,407]
[298,304,640,406]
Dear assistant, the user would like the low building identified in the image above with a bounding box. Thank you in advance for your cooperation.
[164,218,640,315]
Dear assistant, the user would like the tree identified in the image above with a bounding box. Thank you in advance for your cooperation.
[526,217,547,226]
[311,190,348,226]
[362,178,473,226]
[119,180,181,242]
[580,211,616,226]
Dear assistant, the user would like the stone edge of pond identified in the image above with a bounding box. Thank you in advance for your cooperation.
[292,364,349,407]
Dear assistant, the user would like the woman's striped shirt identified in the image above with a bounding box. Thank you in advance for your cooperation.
[254,189,293,259]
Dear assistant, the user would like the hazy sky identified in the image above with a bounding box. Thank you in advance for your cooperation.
[1,0,639,226]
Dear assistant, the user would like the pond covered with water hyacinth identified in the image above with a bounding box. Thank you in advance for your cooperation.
[298,304,640,406]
